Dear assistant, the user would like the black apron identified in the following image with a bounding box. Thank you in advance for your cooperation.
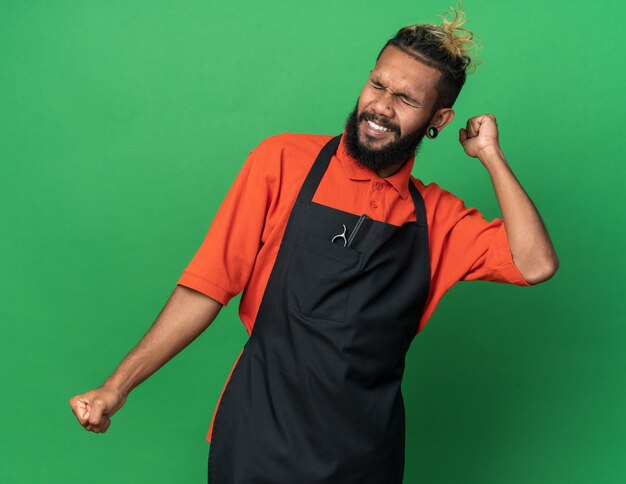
[208,135,431,483]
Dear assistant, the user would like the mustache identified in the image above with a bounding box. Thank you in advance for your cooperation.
[358,111,400,135]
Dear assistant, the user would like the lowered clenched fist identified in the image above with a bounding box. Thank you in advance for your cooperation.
[69,385,126,433]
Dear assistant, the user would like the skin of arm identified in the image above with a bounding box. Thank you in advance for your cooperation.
[69,284,223,433]
[459,113,560,285]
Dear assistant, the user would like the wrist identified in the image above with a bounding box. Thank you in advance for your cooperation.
[102,377,132,399]
[478,144,508,172]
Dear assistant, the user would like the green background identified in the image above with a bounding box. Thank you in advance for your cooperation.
[2,0,624,482]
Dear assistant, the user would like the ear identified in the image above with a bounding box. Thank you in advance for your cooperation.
[429,108,455,132]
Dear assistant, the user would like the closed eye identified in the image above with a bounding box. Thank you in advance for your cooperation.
[398,94,421,108]
[369,80,420,108]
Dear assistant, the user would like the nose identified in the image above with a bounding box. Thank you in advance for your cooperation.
[370,90,395,118]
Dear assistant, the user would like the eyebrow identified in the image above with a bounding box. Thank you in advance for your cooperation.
[370,77,423,107]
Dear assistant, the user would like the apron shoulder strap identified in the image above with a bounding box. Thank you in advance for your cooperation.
[297,135,342,202]
[408,180,428,228]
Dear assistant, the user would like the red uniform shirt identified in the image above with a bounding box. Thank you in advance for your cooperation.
[177,130,532,442]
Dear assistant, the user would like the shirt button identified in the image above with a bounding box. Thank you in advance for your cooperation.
[371,201,378,209]
[376,183,383,191]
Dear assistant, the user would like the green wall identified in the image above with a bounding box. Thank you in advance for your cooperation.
[2,1,624,482]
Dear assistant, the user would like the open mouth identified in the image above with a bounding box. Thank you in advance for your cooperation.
[367,119,391,132]
[362,118,396,139]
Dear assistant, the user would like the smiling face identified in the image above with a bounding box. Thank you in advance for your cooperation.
[345,45,455,176]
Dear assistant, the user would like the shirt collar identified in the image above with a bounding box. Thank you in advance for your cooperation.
[336,127,415,200]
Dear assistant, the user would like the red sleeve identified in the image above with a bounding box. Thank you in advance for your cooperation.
[177,147,272,306]
[445,199,533,286]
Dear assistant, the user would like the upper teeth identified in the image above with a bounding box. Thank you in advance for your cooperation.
[367,120,390,132]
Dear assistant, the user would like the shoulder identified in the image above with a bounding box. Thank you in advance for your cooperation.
[410,177,465,211]
[244,132,336,182]
[410,176,465,226]
[252,132,335,161]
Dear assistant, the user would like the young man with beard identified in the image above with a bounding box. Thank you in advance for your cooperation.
[70,6,558,483]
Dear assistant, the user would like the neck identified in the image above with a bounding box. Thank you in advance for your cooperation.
[376,161,405,178]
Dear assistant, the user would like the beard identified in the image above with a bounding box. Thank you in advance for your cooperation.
[343,100,429,173]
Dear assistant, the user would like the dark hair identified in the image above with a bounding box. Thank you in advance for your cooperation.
[376,4,479,112]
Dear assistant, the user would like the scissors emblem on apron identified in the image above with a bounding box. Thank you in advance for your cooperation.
[331,224,348,247]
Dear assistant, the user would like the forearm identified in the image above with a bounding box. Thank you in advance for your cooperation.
[103,284,223,397]
[480,146,559,284]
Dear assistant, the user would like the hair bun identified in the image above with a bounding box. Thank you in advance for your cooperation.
[436,0,481,72]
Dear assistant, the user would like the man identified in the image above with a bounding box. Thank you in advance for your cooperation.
[70,7,559,483]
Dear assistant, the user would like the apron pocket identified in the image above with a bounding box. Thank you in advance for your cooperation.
[286,229,362,322]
